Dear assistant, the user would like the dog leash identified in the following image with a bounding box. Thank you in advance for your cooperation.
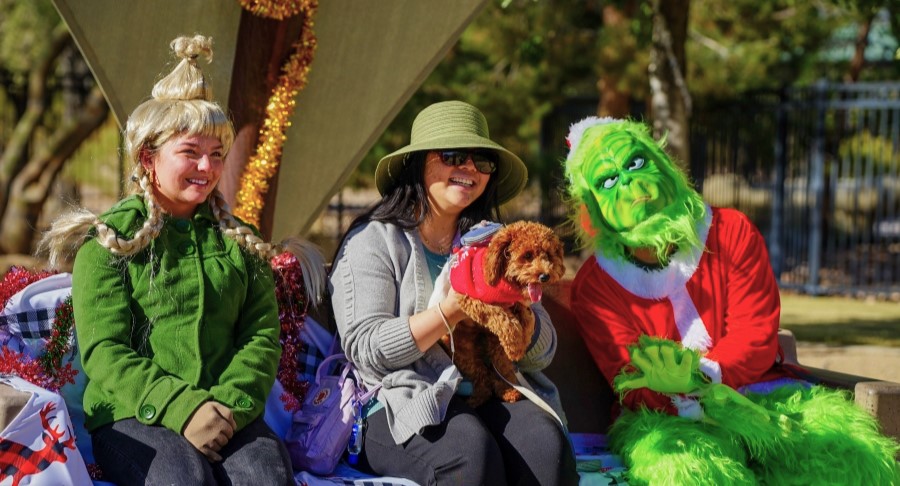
[493,364,565,427]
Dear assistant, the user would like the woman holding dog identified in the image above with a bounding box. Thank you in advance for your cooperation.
[329,100,578,485]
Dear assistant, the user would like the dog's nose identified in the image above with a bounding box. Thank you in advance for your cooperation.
[539,274,550,282]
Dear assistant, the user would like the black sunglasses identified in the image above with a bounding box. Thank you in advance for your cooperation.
[437,150,498,174]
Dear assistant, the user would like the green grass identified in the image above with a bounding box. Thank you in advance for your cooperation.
[779,292,900,347]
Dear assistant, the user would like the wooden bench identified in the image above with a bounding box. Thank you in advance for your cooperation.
[541,279,900,443]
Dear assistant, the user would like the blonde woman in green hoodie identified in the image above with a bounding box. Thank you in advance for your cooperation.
[39,35,322,486]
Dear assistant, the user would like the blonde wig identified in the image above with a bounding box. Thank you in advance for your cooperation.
[39,34,324,301]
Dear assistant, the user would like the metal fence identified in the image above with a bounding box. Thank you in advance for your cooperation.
[541,82,900,298]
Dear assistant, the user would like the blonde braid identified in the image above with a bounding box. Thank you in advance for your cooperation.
[94,174,164,256]
[209,190,279,259]
[208,190,325,303]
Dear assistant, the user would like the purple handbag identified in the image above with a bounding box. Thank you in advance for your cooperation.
[285,353,379,475]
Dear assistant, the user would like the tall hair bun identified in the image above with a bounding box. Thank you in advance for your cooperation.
[150,34,215,101]
[171,35,213,63]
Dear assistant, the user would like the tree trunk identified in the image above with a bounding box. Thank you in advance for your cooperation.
[597,3,636,118]
[648,0,691,170]
[0,87,109,254]
[0,24,73,220]
[845,14,873,83]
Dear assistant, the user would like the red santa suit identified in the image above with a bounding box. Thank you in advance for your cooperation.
[571,207,789,417]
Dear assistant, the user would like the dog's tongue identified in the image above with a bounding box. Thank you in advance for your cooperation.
[528,283,543,303]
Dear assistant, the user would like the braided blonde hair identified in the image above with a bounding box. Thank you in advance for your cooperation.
[38,34,325,301]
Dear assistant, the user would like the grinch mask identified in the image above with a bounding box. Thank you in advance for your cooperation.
[579,129,676,231]
[564,118,706,264]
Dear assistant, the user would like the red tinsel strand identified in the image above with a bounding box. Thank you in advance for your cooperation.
[0,267,56,310]
[0,268,76,390]
[270,252,311,410]
[280,391,301,412]
[86,463,104,480]
[0,348,58,391]
[39,297,75,381]
[271,252,309,323]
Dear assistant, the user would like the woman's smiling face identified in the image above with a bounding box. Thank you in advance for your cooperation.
[144,132,224,218]
[423,150,490,216]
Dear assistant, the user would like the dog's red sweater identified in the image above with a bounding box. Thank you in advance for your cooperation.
[450,245,521,305]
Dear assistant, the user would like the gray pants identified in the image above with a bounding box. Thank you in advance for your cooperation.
[356,396,579,486]
[91,417,293,486]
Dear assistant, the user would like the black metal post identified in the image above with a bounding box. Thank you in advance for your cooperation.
[770,87,788,280]
[806,80,827,295]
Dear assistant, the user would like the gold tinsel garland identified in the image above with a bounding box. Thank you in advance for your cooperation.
[235,0,318,227]
[238,0,304,20]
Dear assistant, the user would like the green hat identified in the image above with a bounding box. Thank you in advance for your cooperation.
[375,100,528,205]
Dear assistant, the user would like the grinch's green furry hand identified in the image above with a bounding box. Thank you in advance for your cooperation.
[614,336,705,394]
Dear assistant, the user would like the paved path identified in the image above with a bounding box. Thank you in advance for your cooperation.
[796,343,900,383]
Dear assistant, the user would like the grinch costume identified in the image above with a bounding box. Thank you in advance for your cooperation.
[564,117,899,485]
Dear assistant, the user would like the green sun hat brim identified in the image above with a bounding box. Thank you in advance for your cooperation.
[374,101,528,206]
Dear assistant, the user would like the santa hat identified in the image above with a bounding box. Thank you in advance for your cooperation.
[565,116,620,161]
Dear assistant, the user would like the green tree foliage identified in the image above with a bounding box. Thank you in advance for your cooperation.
[350,0,605,188]
[688,0,843,96]
[352,0,895,192]
[0,0,62,132]
[0,0,60,82]
[0,0,110,256]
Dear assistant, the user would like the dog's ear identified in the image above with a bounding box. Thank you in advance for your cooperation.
[484,229,513,286]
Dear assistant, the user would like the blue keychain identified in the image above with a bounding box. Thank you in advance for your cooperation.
[347,400,365,465]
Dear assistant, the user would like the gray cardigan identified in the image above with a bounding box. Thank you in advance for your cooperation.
[329,220,563,444]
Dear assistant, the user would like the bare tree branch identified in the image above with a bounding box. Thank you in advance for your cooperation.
[649,0,691,169]
[846,14,873,82]
[0,86,109,254]
[0,22,72,217]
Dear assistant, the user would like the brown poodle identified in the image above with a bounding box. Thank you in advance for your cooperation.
[443,221,566,407]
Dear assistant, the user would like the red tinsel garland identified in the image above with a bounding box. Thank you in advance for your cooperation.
[270,252,311,412]
[38,297,77,387]
[0,267,56,309]
[0,268,77,392]
[0,348,59,391]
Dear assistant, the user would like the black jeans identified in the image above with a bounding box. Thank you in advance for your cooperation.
[91,417,293,486]
[354,396,579,486]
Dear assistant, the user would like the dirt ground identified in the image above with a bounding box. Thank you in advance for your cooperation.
[795,343,900,383]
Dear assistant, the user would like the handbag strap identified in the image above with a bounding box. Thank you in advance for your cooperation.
[316,353,350,384]
[493,365,564,427]
[317,352,382,405]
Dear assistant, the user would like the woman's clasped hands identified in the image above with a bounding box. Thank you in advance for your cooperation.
[183,401,237,462]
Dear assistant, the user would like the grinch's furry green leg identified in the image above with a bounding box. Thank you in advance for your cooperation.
[609,409,758,486]
[746,385,900,486]
[699,383,800,461]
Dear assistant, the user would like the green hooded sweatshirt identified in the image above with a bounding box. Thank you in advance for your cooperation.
[72,195,280,434]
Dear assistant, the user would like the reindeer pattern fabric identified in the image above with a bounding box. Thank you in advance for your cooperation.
[0,376,91,486]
